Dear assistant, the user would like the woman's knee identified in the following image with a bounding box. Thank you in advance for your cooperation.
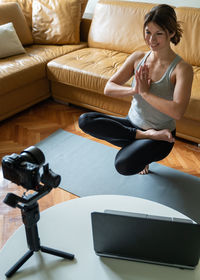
[115,158,130,175]
[78,113,88,130]
[115,155,142,176]
[114,145,149,175]
[79,112,94,129]
[79,112,101,134]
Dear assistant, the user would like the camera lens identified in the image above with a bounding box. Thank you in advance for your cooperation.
[20,146,45,167]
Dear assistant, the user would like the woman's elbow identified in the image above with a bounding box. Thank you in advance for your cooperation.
[104,83,111,96]
[104,87,108,96]
[174,115,182,121]
[174,111,184,121]
[173,102,188,120]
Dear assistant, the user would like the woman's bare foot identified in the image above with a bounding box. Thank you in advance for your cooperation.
[136,129,175,143]
[139,164,149,175]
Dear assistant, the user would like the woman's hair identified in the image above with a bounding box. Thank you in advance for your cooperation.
[144,4,183,45]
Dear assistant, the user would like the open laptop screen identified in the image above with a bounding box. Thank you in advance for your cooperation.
[91,210,200,269]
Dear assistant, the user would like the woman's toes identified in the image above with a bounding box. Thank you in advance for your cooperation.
[139,164,149,175]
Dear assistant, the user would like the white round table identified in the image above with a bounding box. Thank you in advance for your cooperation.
[0,195,199,279]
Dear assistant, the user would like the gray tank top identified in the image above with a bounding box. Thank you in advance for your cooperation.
[128,51,181,131]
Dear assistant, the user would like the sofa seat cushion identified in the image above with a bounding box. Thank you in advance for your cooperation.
[184,66,200,122]
[47,47,132,101]
[0,43,87,95]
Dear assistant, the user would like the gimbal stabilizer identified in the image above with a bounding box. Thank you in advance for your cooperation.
[4,181,74,278]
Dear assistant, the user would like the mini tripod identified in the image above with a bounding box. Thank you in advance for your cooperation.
[3,185,74,278]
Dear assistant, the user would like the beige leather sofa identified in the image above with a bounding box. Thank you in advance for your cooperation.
[0,0,200,144]
[0,0,87,121]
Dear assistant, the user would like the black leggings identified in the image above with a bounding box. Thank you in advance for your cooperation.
[78,112,175,175]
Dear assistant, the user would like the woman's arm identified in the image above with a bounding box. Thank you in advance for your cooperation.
[104,51,145,97]
[136,61,193,120]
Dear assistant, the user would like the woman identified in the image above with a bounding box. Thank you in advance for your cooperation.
[79,4,193,175]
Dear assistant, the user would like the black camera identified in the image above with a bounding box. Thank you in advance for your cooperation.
[2,146,61,190]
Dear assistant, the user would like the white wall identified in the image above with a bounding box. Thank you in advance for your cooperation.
[85,0,200,14]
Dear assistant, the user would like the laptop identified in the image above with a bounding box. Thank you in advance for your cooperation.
[91,210,200,269]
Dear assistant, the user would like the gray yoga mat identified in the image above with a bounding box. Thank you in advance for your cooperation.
[36,129,200,223]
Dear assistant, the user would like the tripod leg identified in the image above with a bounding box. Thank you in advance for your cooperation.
[5,250,33,278]
[40,245,74,260]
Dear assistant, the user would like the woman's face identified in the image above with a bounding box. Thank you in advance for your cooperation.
[144,22,171,51]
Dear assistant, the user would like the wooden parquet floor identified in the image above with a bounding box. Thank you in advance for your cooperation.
[0,98,200,250]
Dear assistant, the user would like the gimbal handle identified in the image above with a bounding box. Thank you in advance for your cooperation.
[3,184,52,209]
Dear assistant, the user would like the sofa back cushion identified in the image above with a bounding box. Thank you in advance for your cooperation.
[0,0,32,29]
[88,0,155,53]
[80,0,88,17]
[32,0,82,45]
[0,0,87,30]
[0,2,33,45]
[172,7,200,66]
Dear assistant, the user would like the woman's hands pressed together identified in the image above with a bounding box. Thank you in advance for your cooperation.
[134,64,151,96]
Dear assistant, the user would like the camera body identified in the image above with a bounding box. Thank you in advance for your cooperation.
[2,146,60,190]
[2,153,40,189]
